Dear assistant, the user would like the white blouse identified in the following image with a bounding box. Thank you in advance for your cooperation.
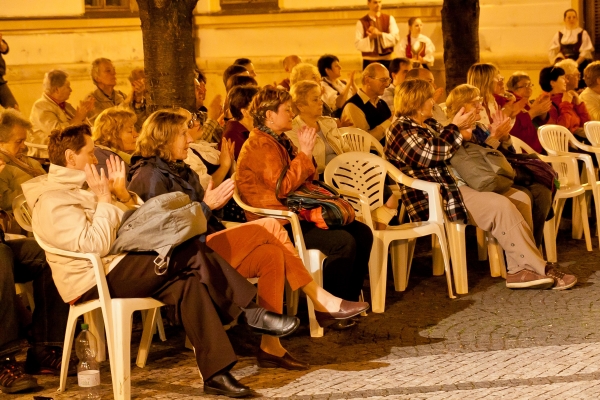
[548,27,594,64]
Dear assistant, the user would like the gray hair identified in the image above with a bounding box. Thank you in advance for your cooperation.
[506,71,530,91]
[290,63,321,85]
[91,57,112,85]
[42,70,69,94]
[0,109,32,143]
[555,59,579,75]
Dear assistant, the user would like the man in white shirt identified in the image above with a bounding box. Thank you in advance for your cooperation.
[354,0,400,70]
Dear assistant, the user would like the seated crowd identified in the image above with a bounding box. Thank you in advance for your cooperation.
[0,40,597,397]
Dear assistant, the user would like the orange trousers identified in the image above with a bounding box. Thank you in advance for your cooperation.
[206,218,313,313]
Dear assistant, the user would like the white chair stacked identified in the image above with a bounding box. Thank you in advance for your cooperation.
[537,125,596,251]
[324,152,455,313]
[231,173,327,338]
[339,127,386,158]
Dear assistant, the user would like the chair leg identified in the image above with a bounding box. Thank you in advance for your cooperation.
[476,227,488,261]
[112,306,133,400]
[307,250,325,338]
[448,223,468,294]
[155,311,167,342]
[390,239,407,292]
[554,198,566,236]
[487,233,506,279]
[572,196,584,240]
[543,219,557,263]
[435,228,455,299]
[578,194,593,251]
[369,236,388,313]
[431,234,444,276]
[136,307,158,368]
[285,282,299,316]
[58,308,84,393]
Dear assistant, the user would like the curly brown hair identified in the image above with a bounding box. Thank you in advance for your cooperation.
[92,107,136,151]
[249,85,292,126]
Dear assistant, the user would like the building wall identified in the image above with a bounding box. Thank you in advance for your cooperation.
[0,0,575,118]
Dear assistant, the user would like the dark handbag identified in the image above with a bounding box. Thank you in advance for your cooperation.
[275,165,355,229]
[449,142,515,193]
[504,152,559,194]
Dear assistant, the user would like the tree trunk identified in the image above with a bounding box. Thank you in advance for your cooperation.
[441,0,480,92]
[137,0,199,113]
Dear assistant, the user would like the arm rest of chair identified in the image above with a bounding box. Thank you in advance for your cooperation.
[569,138,600,154]
[24,141,48,150]
[335,188,374,229]
[385,162,444,223]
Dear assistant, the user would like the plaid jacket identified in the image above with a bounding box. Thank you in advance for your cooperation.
[385,116,469,223]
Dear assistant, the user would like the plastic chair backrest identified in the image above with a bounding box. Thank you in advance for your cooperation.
[339,127,386,158]
[584,121,600,166]
[538,124,575,154]
[323,152,387,217]
[12,194,33,232]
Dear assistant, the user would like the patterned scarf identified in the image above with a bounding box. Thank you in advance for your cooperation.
[258,124,297,161]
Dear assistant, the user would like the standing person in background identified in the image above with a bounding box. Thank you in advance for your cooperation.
[549,9,594,88]
[355,0,399,70]
[581,61,600,121]
[234,58,257,78]
[278,55,302,91]
[381,57,411,112]
[318,54,356,117]
[397,17,436,69]
[0,33,17,110]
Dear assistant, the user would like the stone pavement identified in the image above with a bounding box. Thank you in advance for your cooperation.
[6,226,600,399]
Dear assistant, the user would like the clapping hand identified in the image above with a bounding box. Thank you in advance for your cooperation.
[84,163,112,203]
[203,178,234,210]
[490,109,511,141]
[219,138,235,171]
[208,95,224,121]
[297,125,317,157]
[106,155,131,203]
[451,107,477,130]
[529,93,552,118]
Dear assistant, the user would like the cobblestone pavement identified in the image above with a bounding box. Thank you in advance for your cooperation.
[6,227,600,399]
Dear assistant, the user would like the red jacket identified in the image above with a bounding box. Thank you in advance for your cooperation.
[544,92,590,133]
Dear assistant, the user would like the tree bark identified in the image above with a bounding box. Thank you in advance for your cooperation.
[441,0,480,92]
[137,0,199,113]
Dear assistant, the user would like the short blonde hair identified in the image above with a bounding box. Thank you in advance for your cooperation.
[136,109,187,160]
[555,59,579,75]
[290,80,321,113]
[584,61,600,88]
[92,107,137,150]
[467,63,498,103]
[445,84,480,120]
[394,79,435,117]
[290,63,321,85]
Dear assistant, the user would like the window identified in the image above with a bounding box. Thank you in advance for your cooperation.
[220,0,278,13]
[85,0,138,17]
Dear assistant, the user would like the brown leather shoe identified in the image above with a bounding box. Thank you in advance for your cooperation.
[257,348,309,370]
[314,300,369,327]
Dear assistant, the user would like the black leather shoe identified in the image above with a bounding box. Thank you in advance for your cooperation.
[203,371,252,398]
[314,300,369,328]
[25,347,77,376]
[257,348,309,370]
[245,311,300,337]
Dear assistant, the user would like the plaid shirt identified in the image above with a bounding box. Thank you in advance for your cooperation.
[385,116,469,223]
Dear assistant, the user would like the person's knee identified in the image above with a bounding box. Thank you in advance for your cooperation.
[252,244,285,276]
[0,243,15,279]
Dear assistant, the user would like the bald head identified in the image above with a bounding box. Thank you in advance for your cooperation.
[283,55,302,73]
[362,63,390,98]
[406,68,434,85]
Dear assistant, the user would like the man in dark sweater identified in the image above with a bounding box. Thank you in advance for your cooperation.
[341,63,392,144]
[0,33,18,109]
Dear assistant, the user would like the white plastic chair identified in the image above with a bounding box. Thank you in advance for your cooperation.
[538,125,595,250]
[231,173,326,338]
[339,127,386,158]
[25,141,48,159]
[324,152,455,313]
[34,234,165,400]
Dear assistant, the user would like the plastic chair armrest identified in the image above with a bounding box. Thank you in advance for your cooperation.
[336,188,374,228]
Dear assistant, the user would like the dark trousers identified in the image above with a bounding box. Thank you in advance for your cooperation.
[285,220,373,301]
[78,236,256,380]
[0,82,17,109]
[513,183,553,248]
[0,239,69,357]
[362,59,391,71]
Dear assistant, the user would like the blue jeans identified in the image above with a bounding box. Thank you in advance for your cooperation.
[0,238,69,357]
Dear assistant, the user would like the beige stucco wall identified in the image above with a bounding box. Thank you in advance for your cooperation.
[0,0,576,118]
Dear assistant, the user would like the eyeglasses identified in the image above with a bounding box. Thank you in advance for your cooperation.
[514,83,534,89]
[368,76,392,84]
[188,112,199,129]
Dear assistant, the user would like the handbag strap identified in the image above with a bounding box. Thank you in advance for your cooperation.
[275,164,341,202]
[275,164,290,203]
